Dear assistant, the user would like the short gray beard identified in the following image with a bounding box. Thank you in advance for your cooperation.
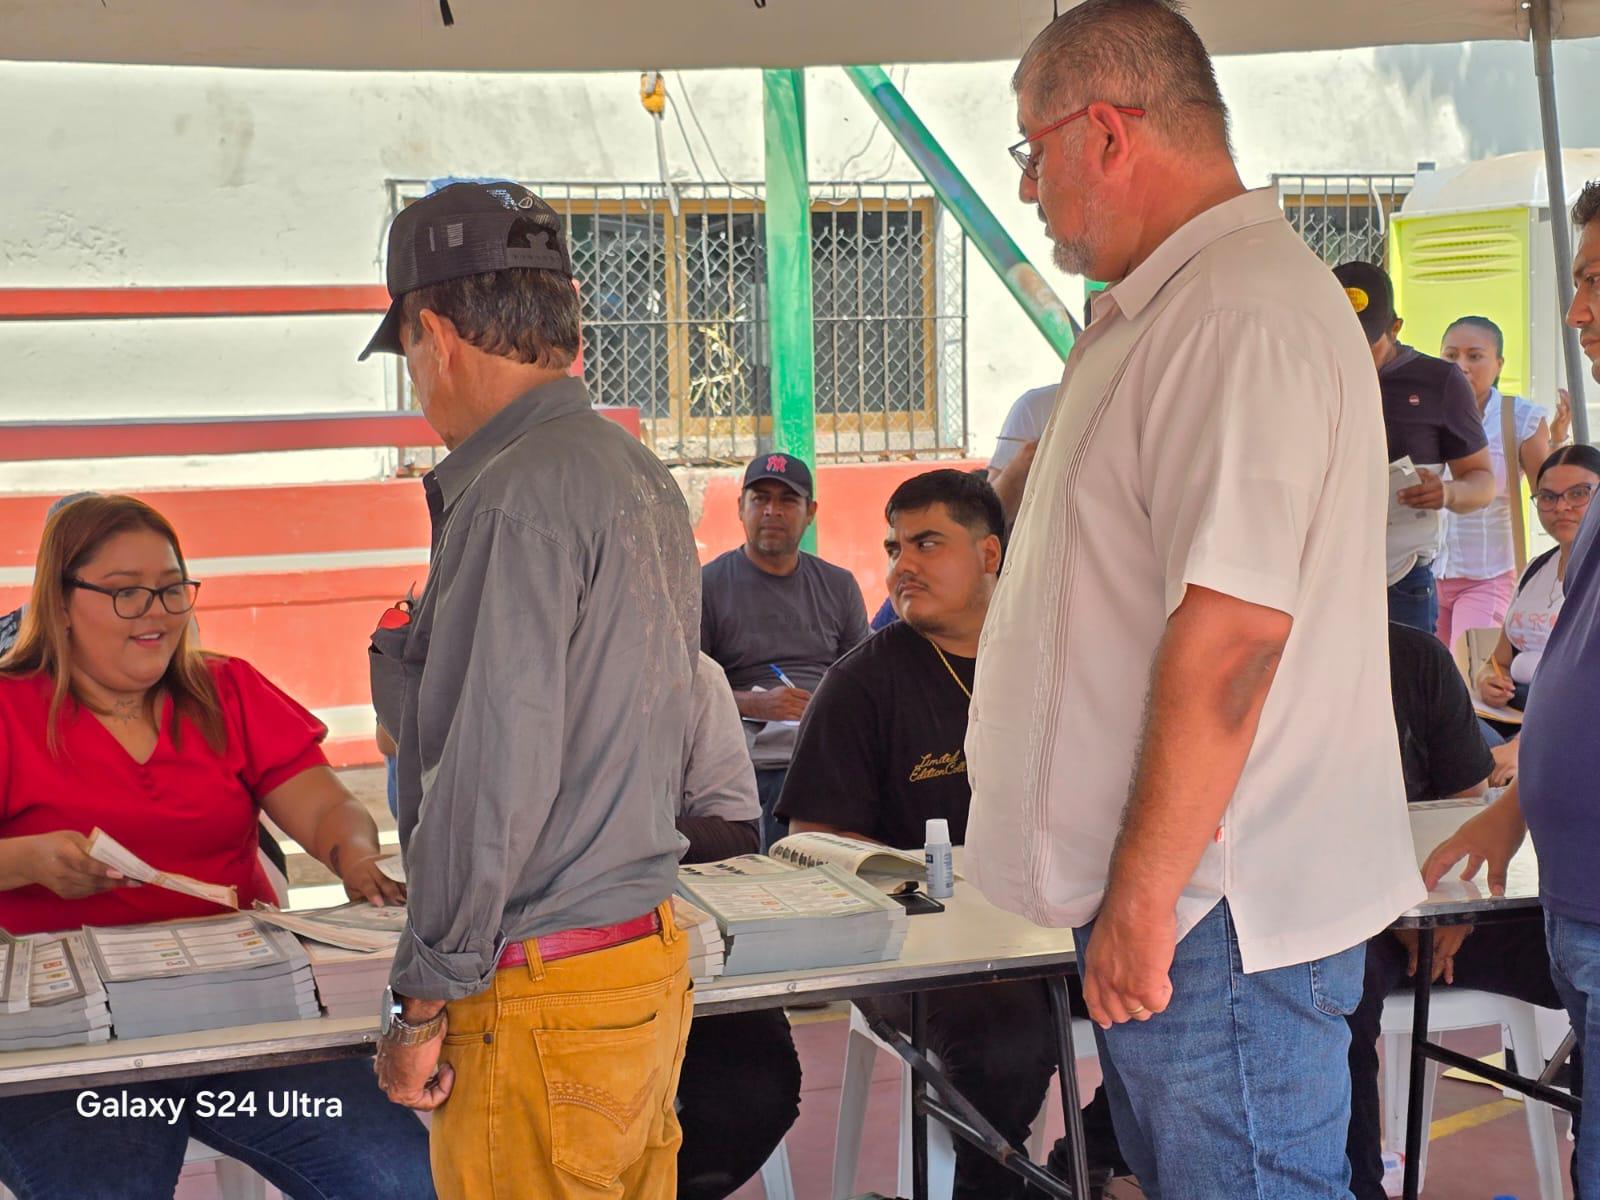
[1049,187,1107,278]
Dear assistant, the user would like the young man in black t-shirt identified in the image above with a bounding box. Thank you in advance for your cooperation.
[1333,261,1494,633]
[1342,623,1566,1200]
[777,469,1125,1199]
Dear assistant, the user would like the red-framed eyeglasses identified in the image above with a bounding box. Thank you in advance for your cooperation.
[1009,105,1146,179]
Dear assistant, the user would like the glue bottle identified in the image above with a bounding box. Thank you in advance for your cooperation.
[924,818,954,899]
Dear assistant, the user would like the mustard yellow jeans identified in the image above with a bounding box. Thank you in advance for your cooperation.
[431,903,692,1199]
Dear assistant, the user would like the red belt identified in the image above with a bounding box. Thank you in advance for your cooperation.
[497,911,661,970]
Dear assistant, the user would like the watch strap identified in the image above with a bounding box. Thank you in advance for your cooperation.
[382,1009,446,1046]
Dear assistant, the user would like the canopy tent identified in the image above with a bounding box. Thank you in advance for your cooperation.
[1,0,1598,70]
[2,0,1594,438]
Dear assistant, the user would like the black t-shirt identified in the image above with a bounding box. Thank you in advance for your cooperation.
[1389,621,1493,804]
[1379,344,1487,465]
[774,621,974,850]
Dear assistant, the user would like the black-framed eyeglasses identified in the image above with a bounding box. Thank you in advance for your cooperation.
[65,577,201,619]
[1533,483,1597,511]
[1008,104,1147,179]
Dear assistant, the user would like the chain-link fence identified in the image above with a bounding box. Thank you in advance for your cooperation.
[1274,173,1415,268]
[389,180,968,467]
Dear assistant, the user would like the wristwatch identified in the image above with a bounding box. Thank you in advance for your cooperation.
[379,985,445,1046]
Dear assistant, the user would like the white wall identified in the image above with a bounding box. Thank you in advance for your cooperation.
[2,36,1598,492]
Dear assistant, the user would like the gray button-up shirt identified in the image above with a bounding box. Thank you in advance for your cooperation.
[389,377,700,1002]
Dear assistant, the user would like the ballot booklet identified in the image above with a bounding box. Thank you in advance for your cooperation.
[768,830,961,894]
[84,914,318,1038]
[252,901,407,953]
[672,897,727,985]
[0,929,32,1015]
[304,941,396,1019]
[677,858,909,976]
[85,827,239,911]
[0,932,111,1049]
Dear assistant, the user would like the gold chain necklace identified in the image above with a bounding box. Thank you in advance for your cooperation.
[926,638,973,701]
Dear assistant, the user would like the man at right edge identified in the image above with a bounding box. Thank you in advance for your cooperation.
[965,3,1424,1196]
[1426,178,1600,1196]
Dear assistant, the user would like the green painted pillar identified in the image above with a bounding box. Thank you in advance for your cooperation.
[762,68,818,552]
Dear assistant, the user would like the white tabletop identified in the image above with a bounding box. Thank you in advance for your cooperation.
[1396,799,1542,925]
[0,880,1076,1096]
[6,806,1547,1094]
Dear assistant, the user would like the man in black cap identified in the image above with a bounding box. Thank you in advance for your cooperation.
[699,453,870,847]
[1333,260,1493,632]
[367,182,701,1200]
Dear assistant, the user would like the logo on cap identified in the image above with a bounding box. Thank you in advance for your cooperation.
[1409,395,1421,406]
[766,455,789,473]
[1345,287,1370,314]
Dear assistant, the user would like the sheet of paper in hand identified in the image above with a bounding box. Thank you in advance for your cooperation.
[85,827,239,910]
[1387,456,1442,567]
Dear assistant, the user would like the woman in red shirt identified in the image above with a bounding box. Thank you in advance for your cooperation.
[0,495,434,1200]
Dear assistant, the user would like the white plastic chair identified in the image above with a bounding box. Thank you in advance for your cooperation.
[1380,989,1567,1200]
[830,1002,1098,1200]
[758,1140,796,1199]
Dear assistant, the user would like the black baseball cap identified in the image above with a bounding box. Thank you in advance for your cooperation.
[1332,260,1397,346]
[742,453,813,500]
[359,181,574,361]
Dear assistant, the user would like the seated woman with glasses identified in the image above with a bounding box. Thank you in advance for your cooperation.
[0,495,434,1200]
[1473,444,1600,783]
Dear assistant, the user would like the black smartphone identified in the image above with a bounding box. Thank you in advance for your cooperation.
[890,890,945,916]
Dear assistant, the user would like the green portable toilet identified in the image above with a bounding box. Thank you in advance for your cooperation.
[1390,149,1600,418]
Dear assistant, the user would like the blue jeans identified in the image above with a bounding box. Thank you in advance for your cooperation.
[1074,899,1365,1200]
[384,753,399,818]
[1545,910,1600,1195]
[1387,560,1438,634]
[0,1059,435,1200]
[755,767,788,852]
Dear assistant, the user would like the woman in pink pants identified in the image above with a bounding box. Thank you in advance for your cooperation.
[1435,316,1551,651]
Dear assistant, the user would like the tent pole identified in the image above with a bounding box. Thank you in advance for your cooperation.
[762,68,819,552]
[845,65,1079,361]
[1530,0,1590,444]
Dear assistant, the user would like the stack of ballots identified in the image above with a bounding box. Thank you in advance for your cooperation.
[303,943,396,1018]
[251,901,409,1020]
[676,857,909,976]
[672,897,726,984]
[0,932,112,1050]
[85,914,318,1039]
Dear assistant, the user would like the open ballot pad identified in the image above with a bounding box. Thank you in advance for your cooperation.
[86,828,239,910]
[677,856,909,976]
[767,830,961,894]
[83,914,318,1038]
[251,901,407,953]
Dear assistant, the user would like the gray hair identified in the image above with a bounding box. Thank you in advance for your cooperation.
[1014,0,1230,150]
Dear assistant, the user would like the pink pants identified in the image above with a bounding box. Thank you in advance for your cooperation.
[1436,571,1517,649]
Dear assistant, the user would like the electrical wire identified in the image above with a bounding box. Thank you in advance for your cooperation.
[672,74,762,199]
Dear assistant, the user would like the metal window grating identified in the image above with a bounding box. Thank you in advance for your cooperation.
[1274,173,1416,268]
[389,180,968,467]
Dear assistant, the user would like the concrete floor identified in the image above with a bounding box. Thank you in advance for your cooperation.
[219,767,1572,1200]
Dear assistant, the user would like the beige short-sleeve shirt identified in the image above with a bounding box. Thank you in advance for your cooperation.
[965,189,1424,974]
